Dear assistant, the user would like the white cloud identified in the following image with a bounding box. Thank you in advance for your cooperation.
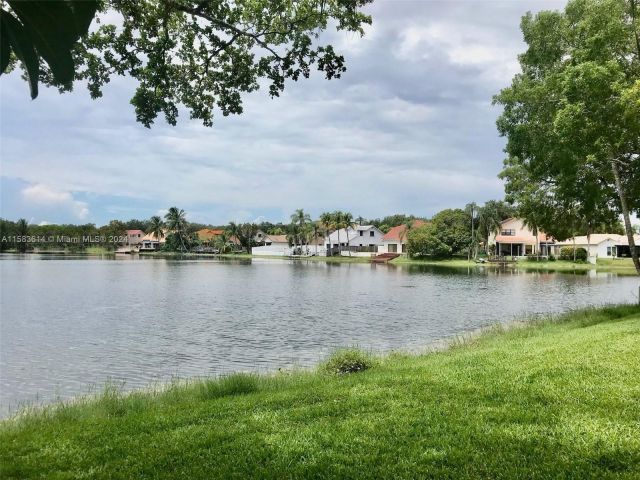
[22,184,89,220]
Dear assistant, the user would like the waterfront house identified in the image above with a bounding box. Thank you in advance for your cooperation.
[488,218,556,257]
[252,233,290,256]
[125,229,145,246]
[139,231,167,251]
[196,228,225,245]
[557,234,640,260]
[377,220,427,255]
[325,225,384,256]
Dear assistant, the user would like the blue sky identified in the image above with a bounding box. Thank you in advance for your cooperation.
[0,0,567,226]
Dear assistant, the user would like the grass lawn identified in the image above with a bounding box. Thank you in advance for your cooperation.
[391,256,639,274]
[2,305,640,479]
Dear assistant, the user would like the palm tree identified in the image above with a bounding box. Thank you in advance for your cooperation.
[341,211,354,256]
[213,231,230,253]
[319,212,334,256]
[477,203,504,256]
[164,207,188,251]
[311,221,321,256]
[148,216,165,250]
[290,209,311,254]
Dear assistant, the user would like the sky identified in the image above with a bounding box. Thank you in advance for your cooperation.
[0,0,568,227]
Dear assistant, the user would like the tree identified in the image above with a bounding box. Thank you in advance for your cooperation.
[319,211,335,255]
[164,207,188,251]
[340,211,354,256]
[407,224,452,258]
[494,0,640,274]
[430,209,471,256]
[228,222,258,254]
[398,219,415,254]
[0,1,99,99]
[148,215,166,247]
[477,200,515,254]
[16,218,29,253]
[3,0,372,127]
[290,209,311,254]
[213,231,232,253]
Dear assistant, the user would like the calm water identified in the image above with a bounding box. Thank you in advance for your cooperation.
[1,254,638,415]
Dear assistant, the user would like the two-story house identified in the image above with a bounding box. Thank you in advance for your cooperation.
[488,218,556,257]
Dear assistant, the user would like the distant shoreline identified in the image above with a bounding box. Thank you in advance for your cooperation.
[2,250,637,274]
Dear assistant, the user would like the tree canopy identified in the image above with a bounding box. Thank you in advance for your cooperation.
[494,0,640,273]
[1,0,372,127]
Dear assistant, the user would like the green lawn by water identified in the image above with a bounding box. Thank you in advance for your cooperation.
[2,305,640,479]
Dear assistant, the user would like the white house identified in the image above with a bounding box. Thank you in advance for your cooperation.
[139,231,167,251]
[252,232,326,256]
[377,220,427,255]
[325,225,384,257]
[252,234,290,256]
[557,234,640,262]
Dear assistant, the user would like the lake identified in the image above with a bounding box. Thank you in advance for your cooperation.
[1,254,638,416]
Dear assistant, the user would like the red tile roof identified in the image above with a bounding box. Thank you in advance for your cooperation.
[126,229,145,235]
[383,220,427,242]
[196,228,225,241]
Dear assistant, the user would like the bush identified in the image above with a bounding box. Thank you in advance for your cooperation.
[559,246,587,261]
[548,254,556,261]
[199,373,259,399]
[322,348,376,375]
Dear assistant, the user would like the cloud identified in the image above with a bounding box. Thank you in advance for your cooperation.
[0,1,568,225]
[21,184,89,220]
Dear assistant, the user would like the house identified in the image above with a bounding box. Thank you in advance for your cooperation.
[125,229,145,246]
[488,218,556,257]
[557,234,640,260]
[324,225,384,257]
[196,228,225,245]
[139,231,167,251]
[251,233,290,256]
[377,220,427,255]
[616,234,640,258]
[252,233,326,256]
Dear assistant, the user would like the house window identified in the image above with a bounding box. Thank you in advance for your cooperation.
[501,229,515,236]
[388,244,397,253]
[369,231,374,237]
[607,246,613,256]
[359,231,363,236]
[359,244,363,247]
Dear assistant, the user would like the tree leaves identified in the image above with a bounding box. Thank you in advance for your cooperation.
[1,0,99,97]
[1,10,40,99]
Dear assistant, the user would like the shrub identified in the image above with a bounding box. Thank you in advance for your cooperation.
[559,246,587,261]
[322,348,376,375]
[548,254,556,261]
[199,373,259,399]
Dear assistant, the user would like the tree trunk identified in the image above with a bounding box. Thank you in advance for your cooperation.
[611,160,640,275]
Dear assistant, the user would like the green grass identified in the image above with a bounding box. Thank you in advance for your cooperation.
[390,256,638,274]
[2,305,640,479]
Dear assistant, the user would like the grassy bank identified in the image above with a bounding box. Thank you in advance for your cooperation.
[139,251,372,263]
[391,256,639,274]
[2,305,640,479]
